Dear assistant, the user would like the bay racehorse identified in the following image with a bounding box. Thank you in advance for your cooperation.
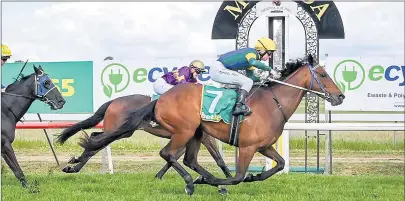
[2,65,65,188]
[78,55,345,195]
[56,94,232,179]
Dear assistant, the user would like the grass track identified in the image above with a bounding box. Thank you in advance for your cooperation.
[2,172,404,201]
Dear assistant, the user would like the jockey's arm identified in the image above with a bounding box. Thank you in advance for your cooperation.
[247,57,273,71]
[245,70,260,82]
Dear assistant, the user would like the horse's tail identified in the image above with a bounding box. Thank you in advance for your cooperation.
[56,100,114,144]
[79,100,157,151]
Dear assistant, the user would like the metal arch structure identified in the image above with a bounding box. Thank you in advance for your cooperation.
[211,0,345,174]
[235,3,320,125]
[232,3,323,173]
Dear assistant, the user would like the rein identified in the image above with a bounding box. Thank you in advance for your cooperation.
[2,92,37,100]
[246,62,329,123]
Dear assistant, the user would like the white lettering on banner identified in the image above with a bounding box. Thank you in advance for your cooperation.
[324,56,405,112]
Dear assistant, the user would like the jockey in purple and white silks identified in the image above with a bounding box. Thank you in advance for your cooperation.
[153,60,207,95]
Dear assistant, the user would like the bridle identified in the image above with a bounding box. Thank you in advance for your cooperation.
[3,72,57,102]
[264,62,331,100]
[2,72,57,121]
[246,60,331,123]
[308,63,330,100]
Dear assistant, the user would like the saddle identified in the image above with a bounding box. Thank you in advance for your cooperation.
[221,83,249,147]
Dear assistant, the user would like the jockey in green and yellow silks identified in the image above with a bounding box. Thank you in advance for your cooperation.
[209,37,281,116]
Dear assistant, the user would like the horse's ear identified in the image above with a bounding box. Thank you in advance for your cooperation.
[308,54,314,65]
[38,65,43,70]
[33,65,41,75]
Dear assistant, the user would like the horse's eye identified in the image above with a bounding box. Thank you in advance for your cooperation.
[320,73,327,78]
[44,80,51,88]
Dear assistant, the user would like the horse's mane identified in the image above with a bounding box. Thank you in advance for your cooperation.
[5,73,35,89]
[264,55,310,88]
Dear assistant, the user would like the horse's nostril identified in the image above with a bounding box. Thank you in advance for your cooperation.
[339,94,345,100]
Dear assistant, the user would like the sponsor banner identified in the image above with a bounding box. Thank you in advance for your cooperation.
[2,61,93,113]
[93,57,220,111]
[325,57,405,111]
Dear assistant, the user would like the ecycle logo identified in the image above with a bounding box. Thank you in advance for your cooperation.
[333,60,365,93]
[101,63,130,98]
[333,59,405,93]
[100,63,212,98]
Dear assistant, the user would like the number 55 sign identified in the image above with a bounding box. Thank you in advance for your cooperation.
[2,61,93,113]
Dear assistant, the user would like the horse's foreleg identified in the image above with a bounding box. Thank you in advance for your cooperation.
[195,146,256,186]
[243,145,285,183]
[201,133,232,178]
[155,147,186,179]
[1,141,28,188]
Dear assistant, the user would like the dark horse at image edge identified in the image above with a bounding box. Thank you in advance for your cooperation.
[1,65,65,188]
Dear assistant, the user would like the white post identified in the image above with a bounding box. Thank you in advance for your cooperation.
[324,110,330,175]
[283,130,290,173]
[106,145,114,174]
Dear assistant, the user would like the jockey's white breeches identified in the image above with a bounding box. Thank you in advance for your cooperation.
[153,78,174,95]
[209,61,254,92]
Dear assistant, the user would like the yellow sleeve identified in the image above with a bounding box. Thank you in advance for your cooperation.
[245,53,257,70]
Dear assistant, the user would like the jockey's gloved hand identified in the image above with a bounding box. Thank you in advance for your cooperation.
[270,69,282,79]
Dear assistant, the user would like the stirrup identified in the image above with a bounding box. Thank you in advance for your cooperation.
[149,121,159,127]
[232,103,252,116]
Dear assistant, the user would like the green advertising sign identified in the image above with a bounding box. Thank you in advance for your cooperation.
[2,61,93,113]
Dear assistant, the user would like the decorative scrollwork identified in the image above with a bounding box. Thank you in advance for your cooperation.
[235,6,258,78]
[296,4,319,123]
[232,4,320,124]
[296,5,318,58]
[236,6,257,50]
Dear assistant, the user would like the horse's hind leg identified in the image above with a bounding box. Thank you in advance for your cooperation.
[62,149,99,173]
[63,131,113,173]
[1,140,28,188]
[243,145,285,183]
[183,129,220,184]
[159,133,195,195]
[155,147,185,179]
[67,131,103,164]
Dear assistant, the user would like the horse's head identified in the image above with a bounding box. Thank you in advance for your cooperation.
[32,65,66,110]
[304,54,345,106]
[8,65,66,110]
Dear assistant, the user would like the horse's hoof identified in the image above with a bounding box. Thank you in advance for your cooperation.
[185,183,194,196]
[62,166,77,173]
[68,157,78,164]
[21,181,28,188]
[193,175,205,184]
[243,173,254,182]
[155,173,164,180]
[218,186,228,195]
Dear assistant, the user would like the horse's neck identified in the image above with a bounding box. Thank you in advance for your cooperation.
[272,68,308,120]
[3,79,36,122]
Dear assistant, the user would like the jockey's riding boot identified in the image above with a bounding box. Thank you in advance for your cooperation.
[232,89,252,116]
